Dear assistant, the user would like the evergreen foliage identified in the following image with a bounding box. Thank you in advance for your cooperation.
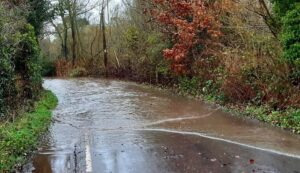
[27,0,52,36]
[0,1,48,119]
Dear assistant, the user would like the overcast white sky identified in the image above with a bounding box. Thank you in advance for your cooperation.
[87,0,124,23]
[46,0,125,39]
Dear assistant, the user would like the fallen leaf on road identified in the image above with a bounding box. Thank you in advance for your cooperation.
[210,158,217,162]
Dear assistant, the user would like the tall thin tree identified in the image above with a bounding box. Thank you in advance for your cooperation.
[100,0,108,77]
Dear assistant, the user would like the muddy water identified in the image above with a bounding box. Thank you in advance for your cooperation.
[22,79,300,173]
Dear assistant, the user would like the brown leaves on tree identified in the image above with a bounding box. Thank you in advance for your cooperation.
[149,0,223,74]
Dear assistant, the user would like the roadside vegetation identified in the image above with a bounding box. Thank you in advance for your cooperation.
[0,0,51,121]
[0,0,57,171]
[41,0,300,133]
[0,0,299,170]
[0,90,57,171]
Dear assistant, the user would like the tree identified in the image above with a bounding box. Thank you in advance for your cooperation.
[271,0,298,18]
[50,0,97,62]
[281,5,300,85]
[255,0,281,38]
[269,1,300,85]
[98,0,110,77]
[281,5,300,64]
[51,0,70,59]
[150,0,222,74]
[27,0,52,37]
[101,8,108,77]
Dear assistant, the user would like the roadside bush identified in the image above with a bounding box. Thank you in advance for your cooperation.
[124,26,140,54]
[222,76,256,103]
[285,109,300,132]
[281,5,300,85]
[55,59,72,77]
[0,3,19,117]
[14,24,42,99]
[69,67,87,77]
[146,32,170,83]
[178,76,200,96]
[0,1,43,120]
[41,58,56,77]
[0,50,17,117]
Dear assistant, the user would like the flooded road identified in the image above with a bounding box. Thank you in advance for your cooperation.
[23,79,300,173]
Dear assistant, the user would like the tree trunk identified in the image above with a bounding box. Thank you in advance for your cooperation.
[71,20,76,65]
[101,10,108,77]
[62,17,69,60]
[50,21,65,58]
[75,17,83,57]
[68,0,77,66]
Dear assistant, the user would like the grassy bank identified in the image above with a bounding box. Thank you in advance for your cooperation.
[0,90,58,171]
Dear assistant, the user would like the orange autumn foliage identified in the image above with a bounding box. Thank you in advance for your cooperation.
[150,0,223,74]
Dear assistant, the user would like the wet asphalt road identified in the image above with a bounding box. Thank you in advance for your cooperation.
[22,79,300,173]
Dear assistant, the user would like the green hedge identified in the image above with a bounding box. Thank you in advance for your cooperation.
[0,50,17,116]
[0,21,43,118]
[14,24,43,99]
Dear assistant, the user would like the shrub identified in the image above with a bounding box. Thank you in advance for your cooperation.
[41,58,56,77]
[14,24,42,99]
[69,67,87,77]
[271,0,298,18]
[124,26,140,53]
[0,49,17,117]
[0,4,18,117]
[281,5,300,85]
[287,109,300,131]
[55,59,72,77]
[178,76,200,96]
[0,2,43,118]
[281,5,300,65]
[222,76,256,103]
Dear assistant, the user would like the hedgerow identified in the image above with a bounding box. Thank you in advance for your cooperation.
[0,2,43,120]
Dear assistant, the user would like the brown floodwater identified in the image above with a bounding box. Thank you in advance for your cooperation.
[22,78,300,173]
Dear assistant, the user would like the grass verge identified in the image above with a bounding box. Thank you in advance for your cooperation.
[0,90,58,171]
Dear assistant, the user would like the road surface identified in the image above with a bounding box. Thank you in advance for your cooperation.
[22,79,300,173]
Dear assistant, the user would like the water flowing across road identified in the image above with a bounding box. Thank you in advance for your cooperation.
[23,79,300,173]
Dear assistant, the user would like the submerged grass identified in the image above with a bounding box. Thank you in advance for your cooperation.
[139,80,300,134]
[242,106,300,134]
[197,91,300,134]
[199,92,300,134]
[0,90,58,171]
